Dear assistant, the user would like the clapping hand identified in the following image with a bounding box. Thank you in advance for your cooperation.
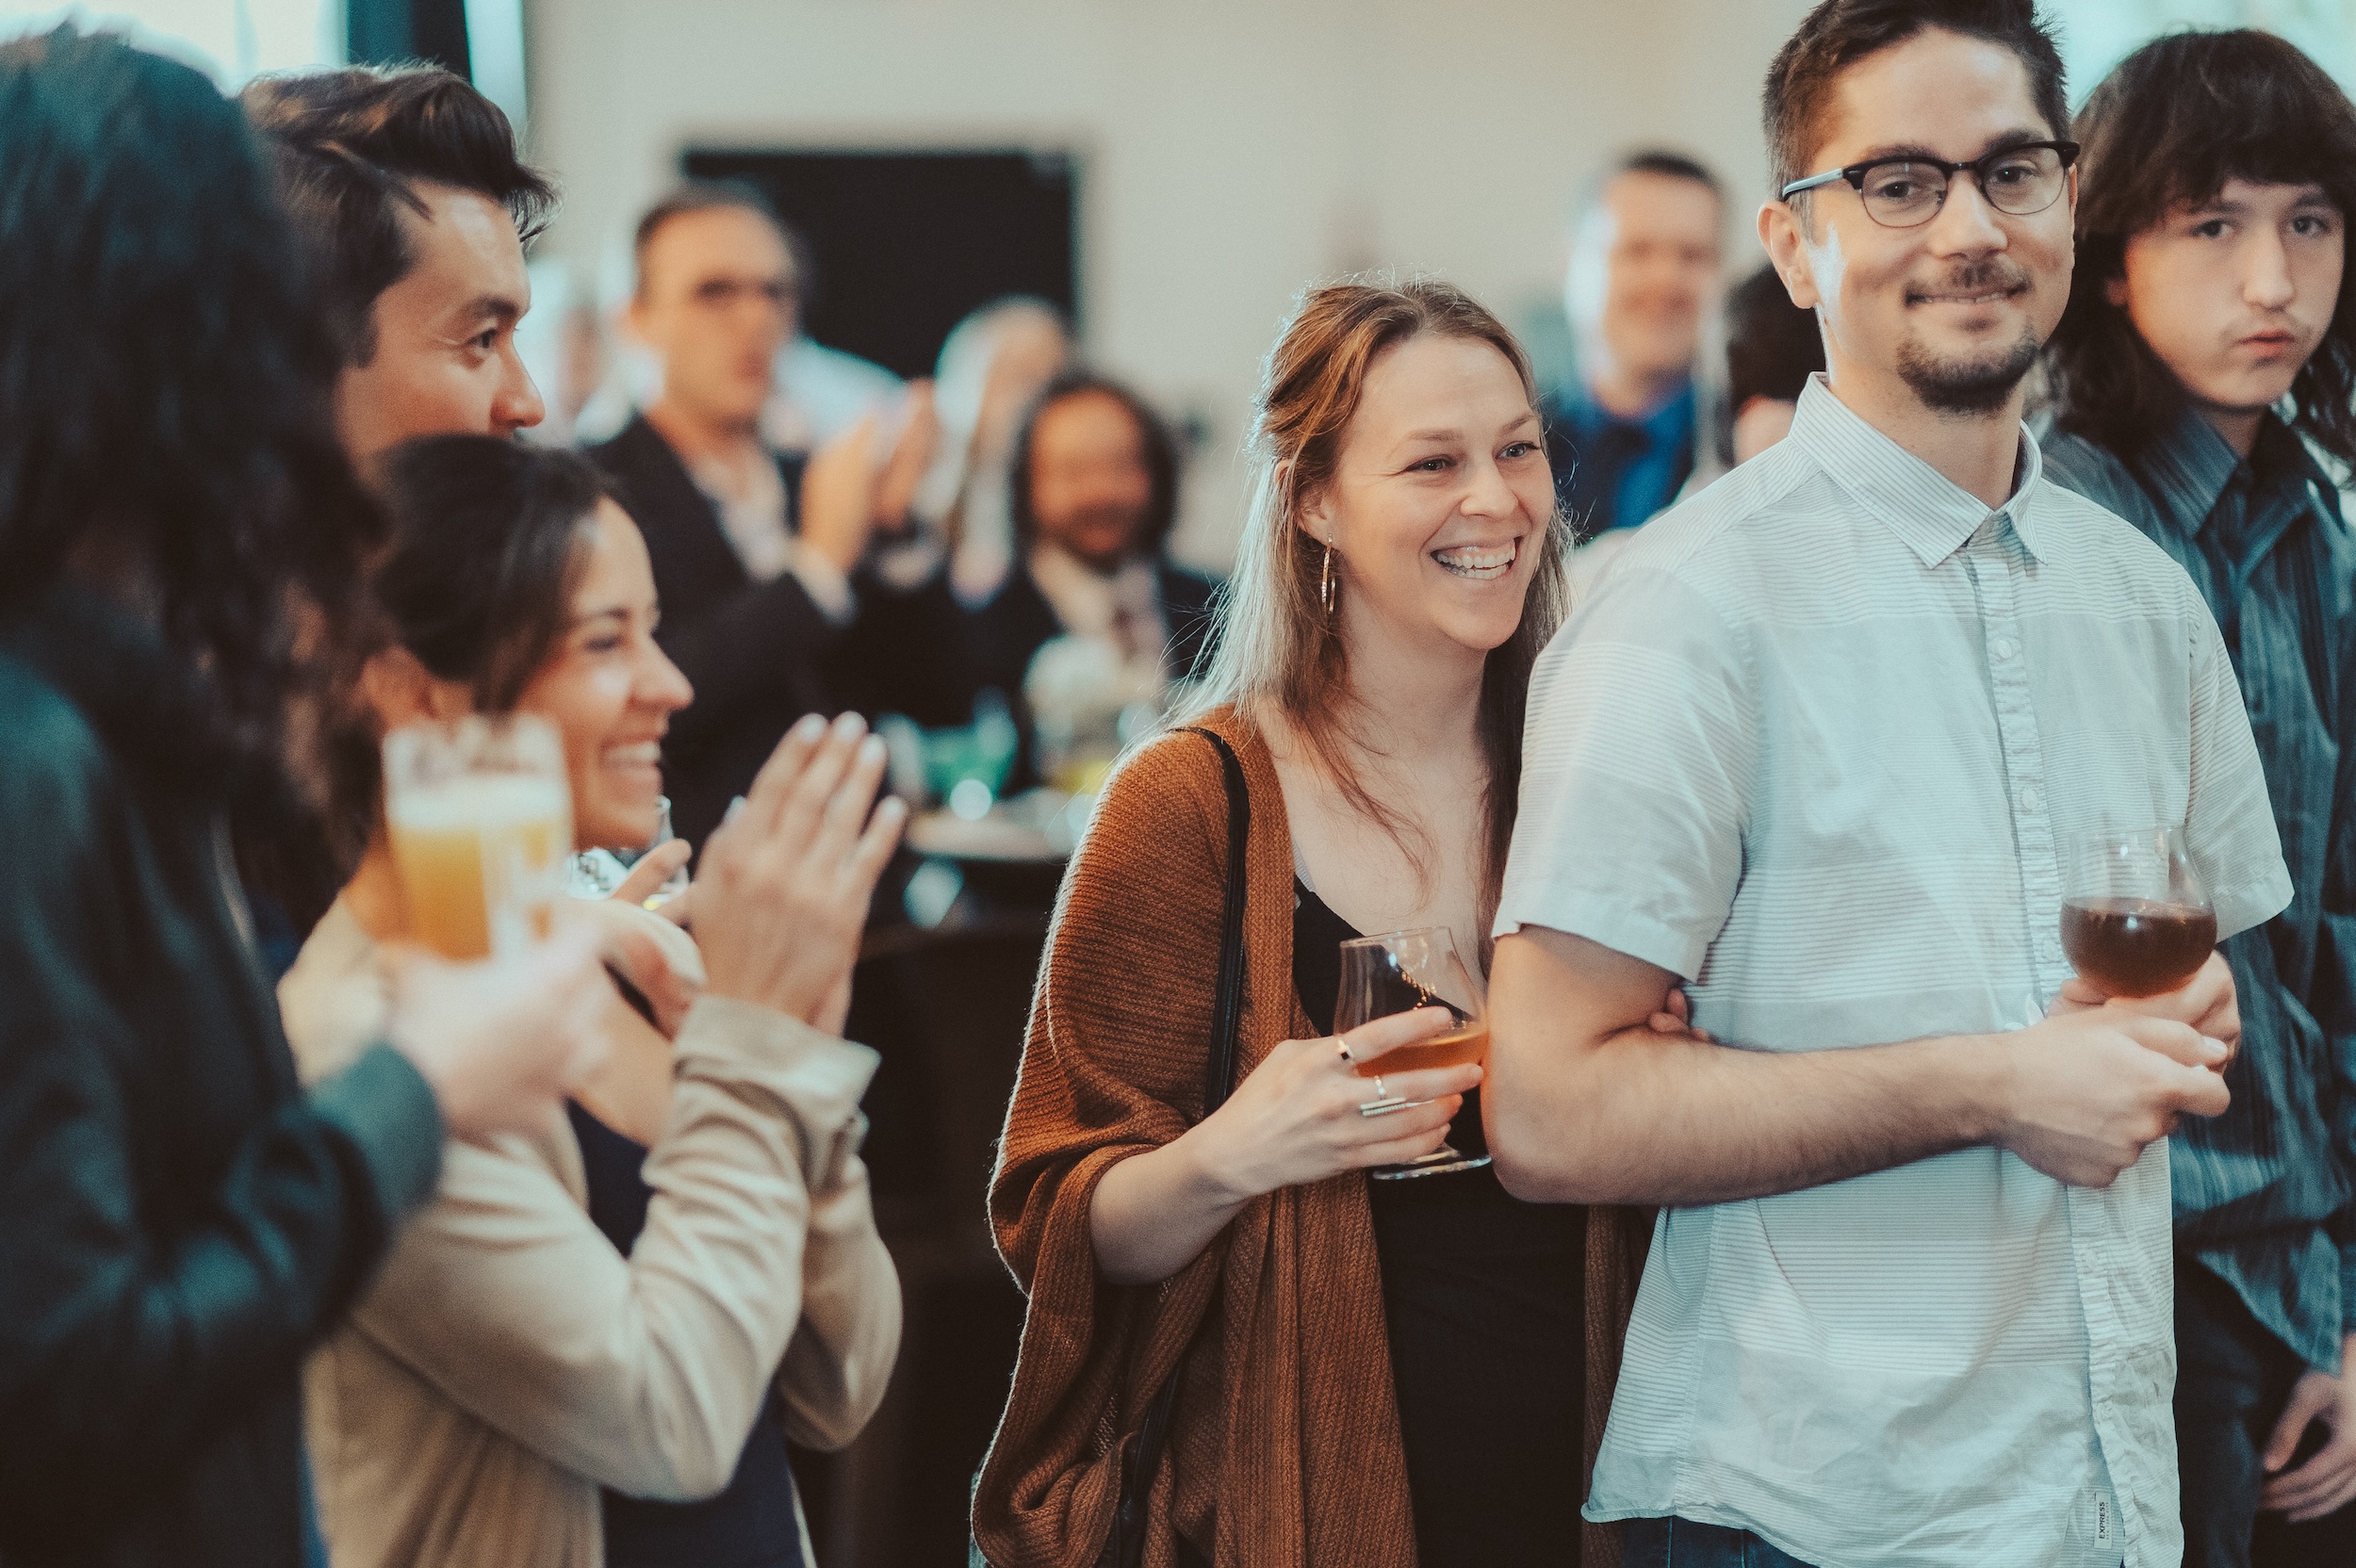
[691,711,907,1030]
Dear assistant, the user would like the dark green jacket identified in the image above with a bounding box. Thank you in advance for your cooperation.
[0,586,443,1567]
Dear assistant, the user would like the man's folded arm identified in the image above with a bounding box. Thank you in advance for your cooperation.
[1484,925,2002,1205]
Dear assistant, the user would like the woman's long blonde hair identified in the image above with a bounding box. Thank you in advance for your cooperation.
[1183,278,1570,936]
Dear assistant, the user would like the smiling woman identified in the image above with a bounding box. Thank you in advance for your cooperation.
[284,433,906,1568]
[973,280,1662,1568]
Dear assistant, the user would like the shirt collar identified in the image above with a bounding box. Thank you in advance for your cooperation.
[1027,542,1159,638]
[2135,402,2245,537]
[1788,373,2049,566]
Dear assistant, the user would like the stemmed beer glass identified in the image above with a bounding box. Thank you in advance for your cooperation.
[1333,927,1490,1180]
[2059,825,2217,999]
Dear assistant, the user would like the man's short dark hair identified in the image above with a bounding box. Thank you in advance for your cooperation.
[241,66,555,366]
[2048,30,2356,466]
[631,180,807,302]
[1009,369,1181,556]
[1763,0,2069,196]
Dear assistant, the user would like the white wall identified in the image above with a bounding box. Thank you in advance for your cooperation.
[525,0,1815,565]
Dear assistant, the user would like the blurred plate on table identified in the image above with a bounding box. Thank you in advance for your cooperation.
[906,789,1086,864]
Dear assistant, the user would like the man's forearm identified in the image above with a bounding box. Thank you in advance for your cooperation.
[1487,925,2222,1203]
[1487,1018,2000,1205]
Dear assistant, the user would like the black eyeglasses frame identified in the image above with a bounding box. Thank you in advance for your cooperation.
[1778,139,2081,226]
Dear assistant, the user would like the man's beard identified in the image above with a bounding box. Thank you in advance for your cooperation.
[1894,256,2041,416]
[1896,324,2040,416]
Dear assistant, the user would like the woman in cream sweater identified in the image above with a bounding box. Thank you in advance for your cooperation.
[281,434,904,1568]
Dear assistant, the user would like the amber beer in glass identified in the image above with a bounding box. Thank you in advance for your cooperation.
[1334,927,1490,1178]
[384,715,572,960]
[2059,825,2216,999]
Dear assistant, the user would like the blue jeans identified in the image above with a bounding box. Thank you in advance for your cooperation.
[1621,1517,1818,1568]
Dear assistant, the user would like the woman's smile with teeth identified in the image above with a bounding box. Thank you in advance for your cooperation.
[1432,539,1517,580]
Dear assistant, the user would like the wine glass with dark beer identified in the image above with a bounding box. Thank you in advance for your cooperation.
[1334,927,1490,1180]
[2059,826,2217,999]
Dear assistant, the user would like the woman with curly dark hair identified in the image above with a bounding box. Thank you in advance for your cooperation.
[0,27,607,1568]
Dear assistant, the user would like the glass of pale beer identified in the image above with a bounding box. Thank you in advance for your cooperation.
[1334,926,1490,1179]
[384,715,573,960]
[2060,825,2217,999]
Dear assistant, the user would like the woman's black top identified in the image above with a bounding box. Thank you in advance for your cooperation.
[1293,880,1585,1568]
[565,1102,808,1568]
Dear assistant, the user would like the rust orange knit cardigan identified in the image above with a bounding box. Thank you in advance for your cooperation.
[973,708,1650,1568]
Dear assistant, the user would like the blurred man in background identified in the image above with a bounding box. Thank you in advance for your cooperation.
[592,181,932,851]
[1547,150,1726,560]
[854,369,1216,762]
[2044,30,2356,1566]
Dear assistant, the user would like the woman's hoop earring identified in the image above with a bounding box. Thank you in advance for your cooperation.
[1318,542,1337,618]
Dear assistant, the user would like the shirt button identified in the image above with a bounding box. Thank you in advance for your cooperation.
[1991,637,2019,661]
[2019,786,2042,813]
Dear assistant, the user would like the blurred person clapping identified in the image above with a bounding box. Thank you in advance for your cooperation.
[0,31,604,1568]
[908,297,1073,606]
[592,181,935,852]
[847,371,1219,785]
[282,435,904,1568]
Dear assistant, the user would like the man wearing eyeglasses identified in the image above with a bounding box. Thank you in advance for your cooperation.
[1486,3,2292,1566]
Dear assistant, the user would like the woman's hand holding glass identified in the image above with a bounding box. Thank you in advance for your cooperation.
[1187,1008,1481,1204]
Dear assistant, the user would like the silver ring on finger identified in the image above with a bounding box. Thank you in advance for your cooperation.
[1358,1074,1411,1117]
[1334,1037,1353,1064]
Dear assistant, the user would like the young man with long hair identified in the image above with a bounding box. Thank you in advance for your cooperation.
[1486,3,2290,1564]
[2043,31,2356,1566]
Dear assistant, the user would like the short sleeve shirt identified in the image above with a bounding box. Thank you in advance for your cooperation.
[1497,376,2292,1568]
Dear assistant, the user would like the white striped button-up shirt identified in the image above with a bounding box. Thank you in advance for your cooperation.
[1498,377,2292,1568]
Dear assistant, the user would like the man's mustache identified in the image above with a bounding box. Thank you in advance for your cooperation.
[1907,258,2033,300]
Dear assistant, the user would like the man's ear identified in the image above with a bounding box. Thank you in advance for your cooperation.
[1759,199,1823,311]
[2103,273,2131,309]
[359,645,472,733]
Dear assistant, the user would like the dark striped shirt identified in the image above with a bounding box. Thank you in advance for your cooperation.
[2046,408,2356,1375]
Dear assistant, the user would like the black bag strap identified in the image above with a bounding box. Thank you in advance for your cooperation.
[1185,727,1251,1119]
[1104,726,1251,1568]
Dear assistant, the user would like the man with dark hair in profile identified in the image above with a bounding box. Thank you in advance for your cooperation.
[2043,31,2356,1565]
[1547,148,1726,556]
[242,64,556,459]
[593,181,932,851]
[232,66,557,957]
[1487,3,2291,1565]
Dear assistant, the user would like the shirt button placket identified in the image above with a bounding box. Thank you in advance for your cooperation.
[1976,514,2146,1566]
